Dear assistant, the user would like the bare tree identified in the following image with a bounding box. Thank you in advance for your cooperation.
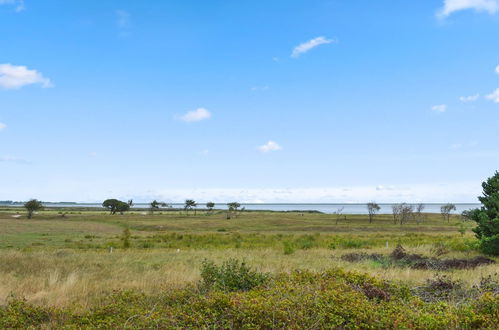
[440,203,456,222]
[391,204,401,225]
[414,203,425,224]
[334,207,345,225]
[399,203,414,225]
[367,202,381,223]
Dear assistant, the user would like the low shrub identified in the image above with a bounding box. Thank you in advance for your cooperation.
[1,268,498,328]
[200,259,269,292]
[283,241,295,255]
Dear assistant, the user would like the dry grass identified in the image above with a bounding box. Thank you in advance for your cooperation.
[0,208,494,310]
[1,246,496,309]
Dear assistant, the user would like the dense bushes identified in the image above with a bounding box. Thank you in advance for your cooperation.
[465,171,499,256]
[200,258,269,292]
[1,266,498,328]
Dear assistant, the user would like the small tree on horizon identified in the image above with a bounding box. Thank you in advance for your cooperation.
[440,203,456,222]
[103,199,130,215]
[206,202,215,213]
[227,202,241,218]
[184,199,197,215]
[391,204,401,225]
[150,200,160,214]
[415,203,425,224]
[367,202,381,223]
[24,199,43,219]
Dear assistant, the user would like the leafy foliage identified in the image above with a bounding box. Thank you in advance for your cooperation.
[1,268,498,328]
[200,258,269,292]
[367,202,380,223]
[23,199,43,219]
[441,203,457,222]
[466,171,499,255]
[102,199,130,215]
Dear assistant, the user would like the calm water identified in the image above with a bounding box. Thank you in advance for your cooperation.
[2,202,480,214]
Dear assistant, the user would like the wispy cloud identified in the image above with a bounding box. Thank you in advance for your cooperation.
[459,94,479,102]
[450,141,478,150]
[486,88,499,102]
[495,65,499,74]
[0,0,25,12]
[250,85,269,92]
[0,64,52,90]
[115,9,130,28]
[0,155,31,164]
[291,36,335,58]
[179,108,211,122]
[0,122,6,131]
[431,104,447,112]
[437,0,499,18]
[257,140,282,153]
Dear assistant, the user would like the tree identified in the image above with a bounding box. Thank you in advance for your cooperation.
[24,199,43,219]
[465,171,499,255]
[102,199,130,215]
[334,207,345,225]
[206,202,215,213]
[414,203,425,224]
[367,202,380,223]
[184,199,197,215]
[440,203,456,222]
[150,200,169,214]
[227,202,241,219]
[399,203,414,225]
[128,199,134,207]
[391,204,401,225]
[149,200,160,214]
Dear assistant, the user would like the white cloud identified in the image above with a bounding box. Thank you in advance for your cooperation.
[291,36,335,58]
[0,122,6,131]
[450,141,478,150]
[0,64,52,89]
[115,9,130,28]
[437,0,499,18]
[495,65,499,74]
[459,94,479,102]
[149,182,480,203]
[257,140,282,153]
[431,104,447,112]
[0,155,30,164]
[0,0,24,12]
[486,88,499,102]
[180,108,211,122]
[250,85,269,92]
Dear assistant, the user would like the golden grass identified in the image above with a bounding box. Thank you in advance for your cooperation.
[1,246,497,309]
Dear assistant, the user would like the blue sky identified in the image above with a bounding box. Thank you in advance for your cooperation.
[1,0,498,203]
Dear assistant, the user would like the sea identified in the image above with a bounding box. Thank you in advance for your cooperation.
[0,202,481,214]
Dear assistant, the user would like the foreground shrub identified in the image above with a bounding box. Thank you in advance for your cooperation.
[465,171,499,256]
[342,245,495,270]
[200,258,269,292]
[1,268,498,328]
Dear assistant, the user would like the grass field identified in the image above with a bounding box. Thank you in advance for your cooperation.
[0,207,497,328]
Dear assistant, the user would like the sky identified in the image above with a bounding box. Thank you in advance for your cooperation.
[1,0,499,203]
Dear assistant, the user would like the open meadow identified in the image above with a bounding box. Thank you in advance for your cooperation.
[0,207,497,328]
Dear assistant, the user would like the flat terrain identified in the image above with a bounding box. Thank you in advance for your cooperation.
[0,207,496,309]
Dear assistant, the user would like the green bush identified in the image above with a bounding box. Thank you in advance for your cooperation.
[1,268,498,328]
[283,241,295,255]
[480,235,499,255]
[200,259,269,292]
